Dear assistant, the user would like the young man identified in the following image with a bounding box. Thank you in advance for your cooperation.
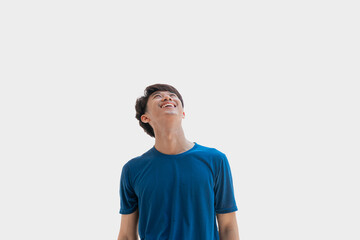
[117,84,239,240]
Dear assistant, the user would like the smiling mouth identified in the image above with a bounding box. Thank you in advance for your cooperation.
[161,103,176,108]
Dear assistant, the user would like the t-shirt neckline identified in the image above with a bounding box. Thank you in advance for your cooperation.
[151,142,198,157]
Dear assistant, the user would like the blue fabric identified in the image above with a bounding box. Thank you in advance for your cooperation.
[119,142,238,240]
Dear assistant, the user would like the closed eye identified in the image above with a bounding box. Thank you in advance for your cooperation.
[152,93,177,98]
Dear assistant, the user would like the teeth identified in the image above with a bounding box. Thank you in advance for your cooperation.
[162,104,174,108]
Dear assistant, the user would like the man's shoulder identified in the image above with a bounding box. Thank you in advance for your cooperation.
[194,143,227,159]
[123,147,154,167]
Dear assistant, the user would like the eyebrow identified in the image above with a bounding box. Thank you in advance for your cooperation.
[151,91,175,97]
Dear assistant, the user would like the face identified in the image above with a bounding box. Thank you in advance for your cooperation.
[140,91,185,126]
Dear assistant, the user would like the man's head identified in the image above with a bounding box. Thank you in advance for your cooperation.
[135,84,185,138]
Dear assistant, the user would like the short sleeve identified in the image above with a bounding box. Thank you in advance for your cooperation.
[214,153,238,214]
[119,163,138,214]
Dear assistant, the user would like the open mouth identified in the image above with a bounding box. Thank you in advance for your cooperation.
[161,103,176,108]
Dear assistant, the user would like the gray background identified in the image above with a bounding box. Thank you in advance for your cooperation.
[0,0,359,239]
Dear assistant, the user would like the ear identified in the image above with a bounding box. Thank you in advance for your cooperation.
[141,114,150,123]
[182,111,185,119]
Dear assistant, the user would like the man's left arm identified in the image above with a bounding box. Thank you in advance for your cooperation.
[217,212,240,240]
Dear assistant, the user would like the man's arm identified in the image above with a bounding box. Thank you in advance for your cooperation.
[217,212,240,240]
[117,208,139,240]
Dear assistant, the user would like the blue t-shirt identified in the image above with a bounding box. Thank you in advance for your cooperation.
[119,142,238,240]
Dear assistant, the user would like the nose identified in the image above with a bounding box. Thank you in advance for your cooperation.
[163,94,172,101]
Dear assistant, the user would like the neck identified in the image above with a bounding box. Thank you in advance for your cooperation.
[153,126,194,155]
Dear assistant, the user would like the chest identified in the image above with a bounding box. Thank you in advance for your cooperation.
[134,158,215,199]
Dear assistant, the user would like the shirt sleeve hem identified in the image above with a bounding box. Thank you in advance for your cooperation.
[215,205,238,214]
[119,205,138,214]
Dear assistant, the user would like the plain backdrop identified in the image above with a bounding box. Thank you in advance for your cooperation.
[0,1,359,239]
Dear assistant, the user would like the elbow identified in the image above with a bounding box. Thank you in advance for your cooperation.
[219,226,240,240]
[117,236,138,240]
[117,234,138,240]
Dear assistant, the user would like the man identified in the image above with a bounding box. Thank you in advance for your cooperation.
[117,83,239,240]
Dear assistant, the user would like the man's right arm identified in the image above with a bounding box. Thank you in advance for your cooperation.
[117,208,139,240]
